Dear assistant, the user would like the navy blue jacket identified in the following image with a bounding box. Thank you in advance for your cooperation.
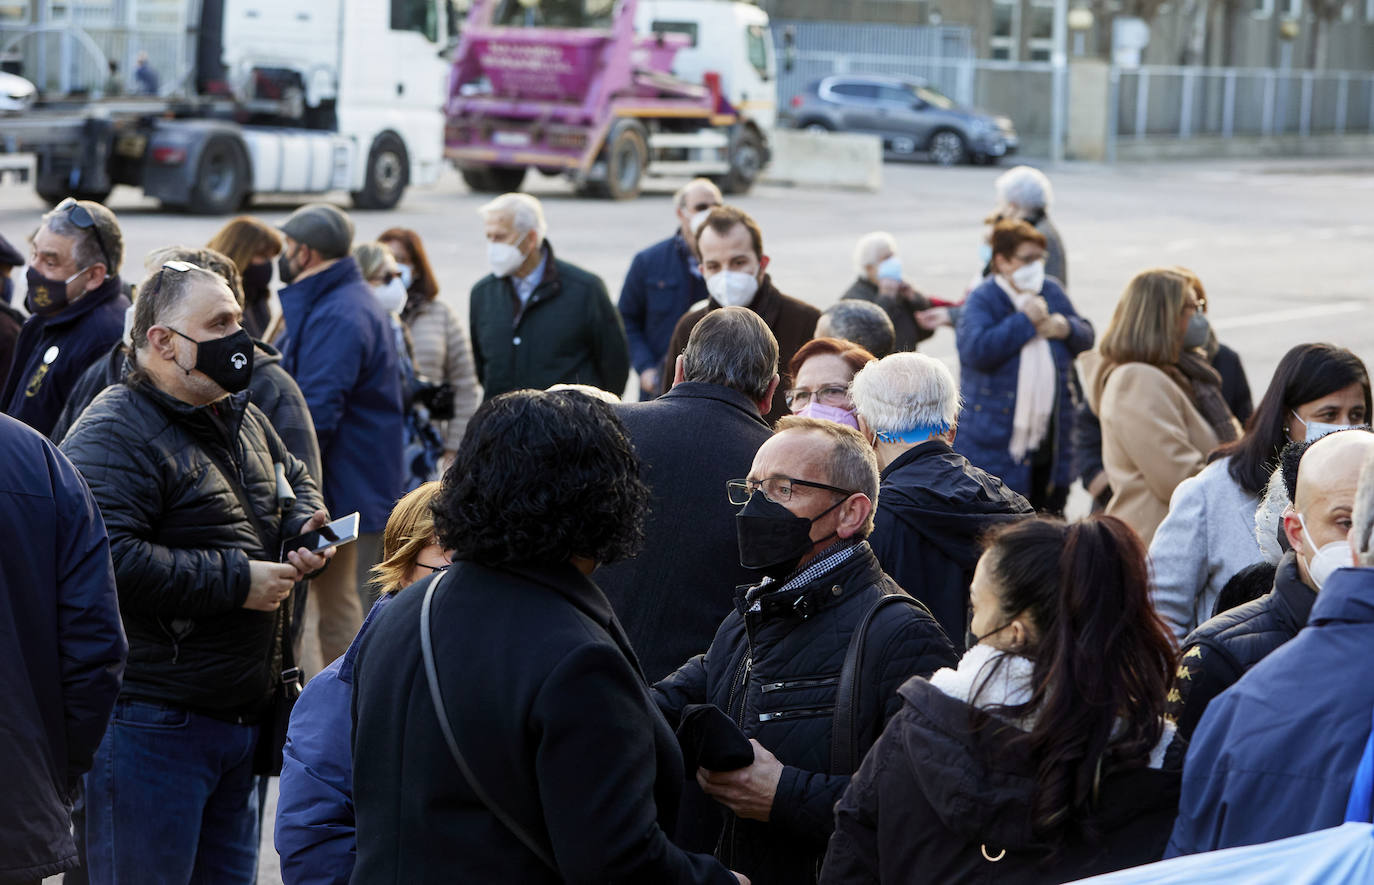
[0,413,126,883]
[279,258,405,534]
[1167,566,1374,856]
[276,593,393,885]
[1,275,129,439]
[954,277,1093,497]
[618,232,706,376]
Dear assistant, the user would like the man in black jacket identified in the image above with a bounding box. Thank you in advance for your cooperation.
[469,193,630,398]
[850,352,1033,648]
[1169,429,1374,738]
[597,306,779,682]
[654,418,956,885]
[2,199,130,438]
[60,262,332,885]
[0,414,125,884]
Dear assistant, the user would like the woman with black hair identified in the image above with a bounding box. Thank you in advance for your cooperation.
[821,516,1182,885]
[349,390,746,884]
[1149,343,1370,641]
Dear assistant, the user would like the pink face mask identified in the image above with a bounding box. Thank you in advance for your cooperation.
[795,402,860,429]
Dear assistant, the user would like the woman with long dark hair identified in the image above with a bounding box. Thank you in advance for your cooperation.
[821,516,1182,884]
[1149,343,1370,640]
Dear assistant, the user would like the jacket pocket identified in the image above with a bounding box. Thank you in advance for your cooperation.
[757,705,833,723]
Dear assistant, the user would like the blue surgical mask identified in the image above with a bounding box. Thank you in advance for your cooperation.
[979,243,993,267]
[1292,410,1356,443]
[876,255,903,281]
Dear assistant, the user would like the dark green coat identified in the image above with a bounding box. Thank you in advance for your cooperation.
[469,242,630,399]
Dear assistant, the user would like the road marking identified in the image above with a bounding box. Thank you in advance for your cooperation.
[1212,301,1365,331]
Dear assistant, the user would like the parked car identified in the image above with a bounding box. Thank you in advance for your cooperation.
[0,72,36,114]
[780,74,1017,166]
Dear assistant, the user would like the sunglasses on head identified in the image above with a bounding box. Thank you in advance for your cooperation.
[144,259,202,299]
[55,198,114,271]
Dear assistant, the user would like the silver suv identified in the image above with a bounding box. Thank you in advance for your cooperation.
[781,74,1018,166]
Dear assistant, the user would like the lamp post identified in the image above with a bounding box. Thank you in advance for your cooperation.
[1049,0,1069,163]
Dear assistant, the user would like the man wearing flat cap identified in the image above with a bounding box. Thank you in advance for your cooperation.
[276,203,405,664]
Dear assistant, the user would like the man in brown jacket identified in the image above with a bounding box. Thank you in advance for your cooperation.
[659,206,819,424]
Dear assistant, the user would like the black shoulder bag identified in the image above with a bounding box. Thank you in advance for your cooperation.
[420,571,559,871]
[829,593,932,775]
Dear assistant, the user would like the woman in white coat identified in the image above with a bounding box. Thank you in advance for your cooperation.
[1149,343,1369,640]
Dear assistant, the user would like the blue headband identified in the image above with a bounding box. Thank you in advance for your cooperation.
[873,422,950,445]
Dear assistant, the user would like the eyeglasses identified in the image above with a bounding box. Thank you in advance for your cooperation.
[417,562,450,574]
[784,385,850,410]
[56,198,114,271]
[727,476,853,506]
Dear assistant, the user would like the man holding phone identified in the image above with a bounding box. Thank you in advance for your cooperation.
[61,261,331,885]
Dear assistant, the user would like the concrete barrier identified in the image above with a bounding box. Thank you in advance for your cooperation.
[763,129,882,191]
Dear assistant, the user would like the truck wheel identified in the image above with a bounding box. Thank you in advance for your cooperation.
[188,136,248,215]
[461,165,526,194]
[603,121,647,201]
[351,133,409,210]
[712,126,764,195]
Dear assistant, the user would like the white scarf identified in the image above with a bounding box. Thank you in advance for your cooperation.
[929,644,1175,769]
[995,276,1056,465]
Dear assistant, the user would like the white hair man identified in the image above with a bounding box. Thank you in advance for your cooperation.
[850,352,1032,647]
[470,192,630,399]
[618,178,723,399]
[993,165,1066,287]
[840,231,934,354]
[1169,442,1374,856]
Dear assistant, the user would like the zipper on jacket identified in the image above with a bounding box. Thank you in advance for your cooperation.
[757,705,832,723]
[759,674,840,693]
[717,652,752,867]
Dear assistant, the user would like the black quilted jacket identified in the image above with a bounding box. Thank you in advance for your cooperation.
[1168,550,1315,739]
[59,380,322,721]
[653,543,957,885]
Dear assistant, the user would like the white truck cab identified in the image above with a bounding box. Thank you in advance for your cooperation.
[634,0,778,131]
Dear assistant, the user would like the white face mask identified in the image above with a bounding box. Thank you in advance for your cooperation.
[372,276,408,314]
[1010,259,1045,294]
[396,263,413,290]
[706,270,759,308]
[488,240,526,278]
[1298,512,1354,590]
[1292,410,1357,443]
[689,209,712,239]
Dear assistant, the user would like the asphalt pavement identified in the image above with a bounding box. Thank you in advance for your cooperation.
[13,153,1373,884]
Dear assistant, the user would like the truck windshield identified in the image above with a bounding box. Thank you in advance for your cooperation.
[746,24,770,80]
[492,0,616,29]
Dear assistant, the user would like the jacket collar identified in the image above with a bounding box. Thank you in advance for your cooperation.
[129,378,250,451]
[278,257,364,330]
[657,381,767,426]
[39,275,125,329]
[1271,550,1317,629]
[739,541,881,626]
[708,273,783,327]
[879,439,953,481]
[1307,566,1374,626]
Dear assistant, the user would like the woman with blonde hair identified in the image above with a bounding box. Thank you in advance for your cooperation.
[276,482,449,885]
[206,216,283,339]
[1079,269,1242,544]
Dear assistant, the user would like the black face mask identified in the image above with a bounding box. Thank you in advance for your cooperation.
[25,264,89,317]
[170,327,255,393]
[735,492,846,575]
[241,260,273,296]
[277,252,299,286]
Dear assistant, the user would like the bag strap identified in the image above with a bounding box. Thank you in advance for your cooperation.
[420,571,558,871]
[1344,702,1374,823]
[830,593,931,776]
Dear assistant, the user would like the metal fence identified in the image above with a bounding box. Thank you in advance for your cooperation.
[1111,65,1374,142]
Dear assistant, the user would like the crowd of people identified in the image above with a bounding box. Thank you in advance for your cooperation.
[2,164,1373,885]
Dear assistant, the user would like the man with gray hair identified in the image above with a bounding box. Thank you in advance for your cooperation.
[814,299,895,360]
[851,352,1031,647]
[60,260,332,883]
[1169,443,1374,855]
[840,231,933,354]
[597,306,779,681]
[654,416,955,885]
[469,192,629,398]
[993,165,1066,286]
[619,177,722,399]
[3,198,131,438]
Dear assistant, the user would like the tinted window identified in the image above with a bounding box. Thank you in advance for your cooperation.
[493,0,614,29]
[392,0,438,41]
[746,24,769,79]
[830,82,878,99]
[651,20,698,46]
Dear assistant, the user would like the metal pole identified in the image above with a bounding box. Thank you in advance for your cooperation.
[1135,69,1149,139]
[1222,70,1236,138]
[1299,72,1313,136]
[1179,69,1195,139]
[1049,0,1068,164]
[1335,73,1348,134]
